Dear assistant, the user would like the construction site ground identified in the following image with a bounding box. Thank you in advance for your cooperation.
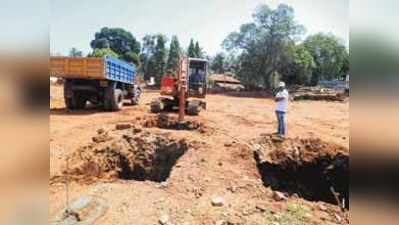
[50,85,349,225]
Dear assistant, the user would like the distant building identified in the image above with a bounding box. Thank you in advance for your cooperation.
[208,74,244,92]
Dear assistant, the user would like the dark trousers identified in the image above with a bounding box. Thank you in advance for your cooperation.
[275,110,286,135]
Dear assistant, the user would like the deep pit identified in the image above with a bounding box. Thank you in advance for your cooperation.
[253,135,349,208]
[63,128,191,183]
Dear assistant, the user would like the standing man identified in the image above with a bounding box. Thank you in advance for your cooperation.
[274,81,289,137]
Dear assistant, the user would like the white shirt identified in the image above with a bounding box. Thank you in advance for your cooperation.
[275,89,289,112]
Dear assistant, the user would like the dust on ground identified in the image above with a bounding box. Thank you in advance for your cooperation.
[50,85,349,225]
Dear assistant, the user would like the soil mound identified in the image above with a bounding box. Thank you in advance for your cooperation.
[134,113,212,133]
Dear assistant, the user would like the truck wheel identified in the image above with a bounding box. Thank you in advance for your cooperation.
[150,98,163,113]
[104,82,123,111]
[187,101,200,115]
[64,92,87,110]
[74,93,87,109]
[131,97,139,105]
[131,86,141,105]
[64,80,76,110]
[110,89,123,111]
[64,80,86,110]
[64,97,75,110]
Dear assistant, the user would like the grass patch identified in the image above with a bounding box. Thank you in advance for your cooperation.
[264,203,311,225]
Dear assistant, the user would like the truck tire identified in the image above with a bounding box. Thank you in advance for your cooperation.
[74,92,87,109]
[131,86,141,105]
[131,96,139,105]
[187,101,200,115]
[64,80,86,110]
[64,80,75,110]
[109,89,123,111]
[104,82,123,111]
[150,98,163,113]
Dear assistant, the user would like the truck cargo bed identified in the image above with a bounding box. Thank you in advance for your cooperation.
[50,56,135,84]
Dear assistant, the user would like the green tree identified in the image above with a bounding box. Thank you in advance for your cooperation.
[223,4,305,89]
[187,39,196,58]
[279,44,314,85]
[153,34,168,85]
[194,41,203,58]
[166,35,181,74]
[90,27,141,65]
[69,47,83,57]
[88,48,119,58]
[303,33,348,84]
[123,51,140,66]
[210,53,226,73]
[140,34,158,80]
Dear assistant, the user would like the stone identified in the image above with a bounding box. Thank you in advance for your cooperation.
[215,220,225,225]
[228,185,237,193]
[272,191,287,201]
[334,214,342,223]
[224,142,232,147]
[115,123,132,130]
[211,197,224,207]
[156,181,168,189]
[318,204,328,211]
[255,204,267,212]
[133,126,143,133]
[97,128,105,134]
[92,134,112,143]
[159,214,169,225]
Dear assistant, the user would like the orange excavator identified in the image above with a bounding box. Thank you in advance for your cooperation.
[150,57,208,122]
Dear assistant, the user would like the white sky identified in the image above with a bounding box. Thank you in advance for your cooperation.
[50,0,349,56]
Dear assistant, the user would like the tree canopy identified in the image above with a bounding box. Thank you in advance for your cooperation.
[187,39,196,58]
[210,53,226,74]
[90,27,141,65]
[88,48,119,58]
[279,44,314,85]
[152,34,168,84]
[69,47,83,57]
[166,35,182,74]
[194,41,203,58]
[303,33,349,84]
[81,4,348,88]
[223,4,305,89]
[221,4,348,89]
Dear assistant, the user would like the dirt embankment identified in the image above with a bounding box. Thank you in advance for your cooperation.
[253,134,349,209]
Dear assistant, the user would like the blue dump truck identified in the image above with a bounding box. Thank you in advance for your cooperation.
[50,56,141,111]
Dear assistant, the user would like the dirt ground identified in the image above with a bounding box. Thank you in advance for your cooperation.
[49,85,349,225]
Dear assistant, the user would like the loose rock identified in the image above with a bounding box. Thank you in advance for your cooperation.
[97,128,105,134]
[115,123,132,130]
[159,214,169,225]
[211,197,225,207]
[215,220,225,225]
[272,191,287,201]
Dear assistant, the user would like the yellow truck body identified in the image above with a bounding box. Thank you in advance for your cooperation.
[50,56,105,79]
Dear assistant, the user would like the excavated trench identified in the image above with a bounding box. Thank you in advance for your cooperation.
[253,135,349,208]
[63,128,190,183]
